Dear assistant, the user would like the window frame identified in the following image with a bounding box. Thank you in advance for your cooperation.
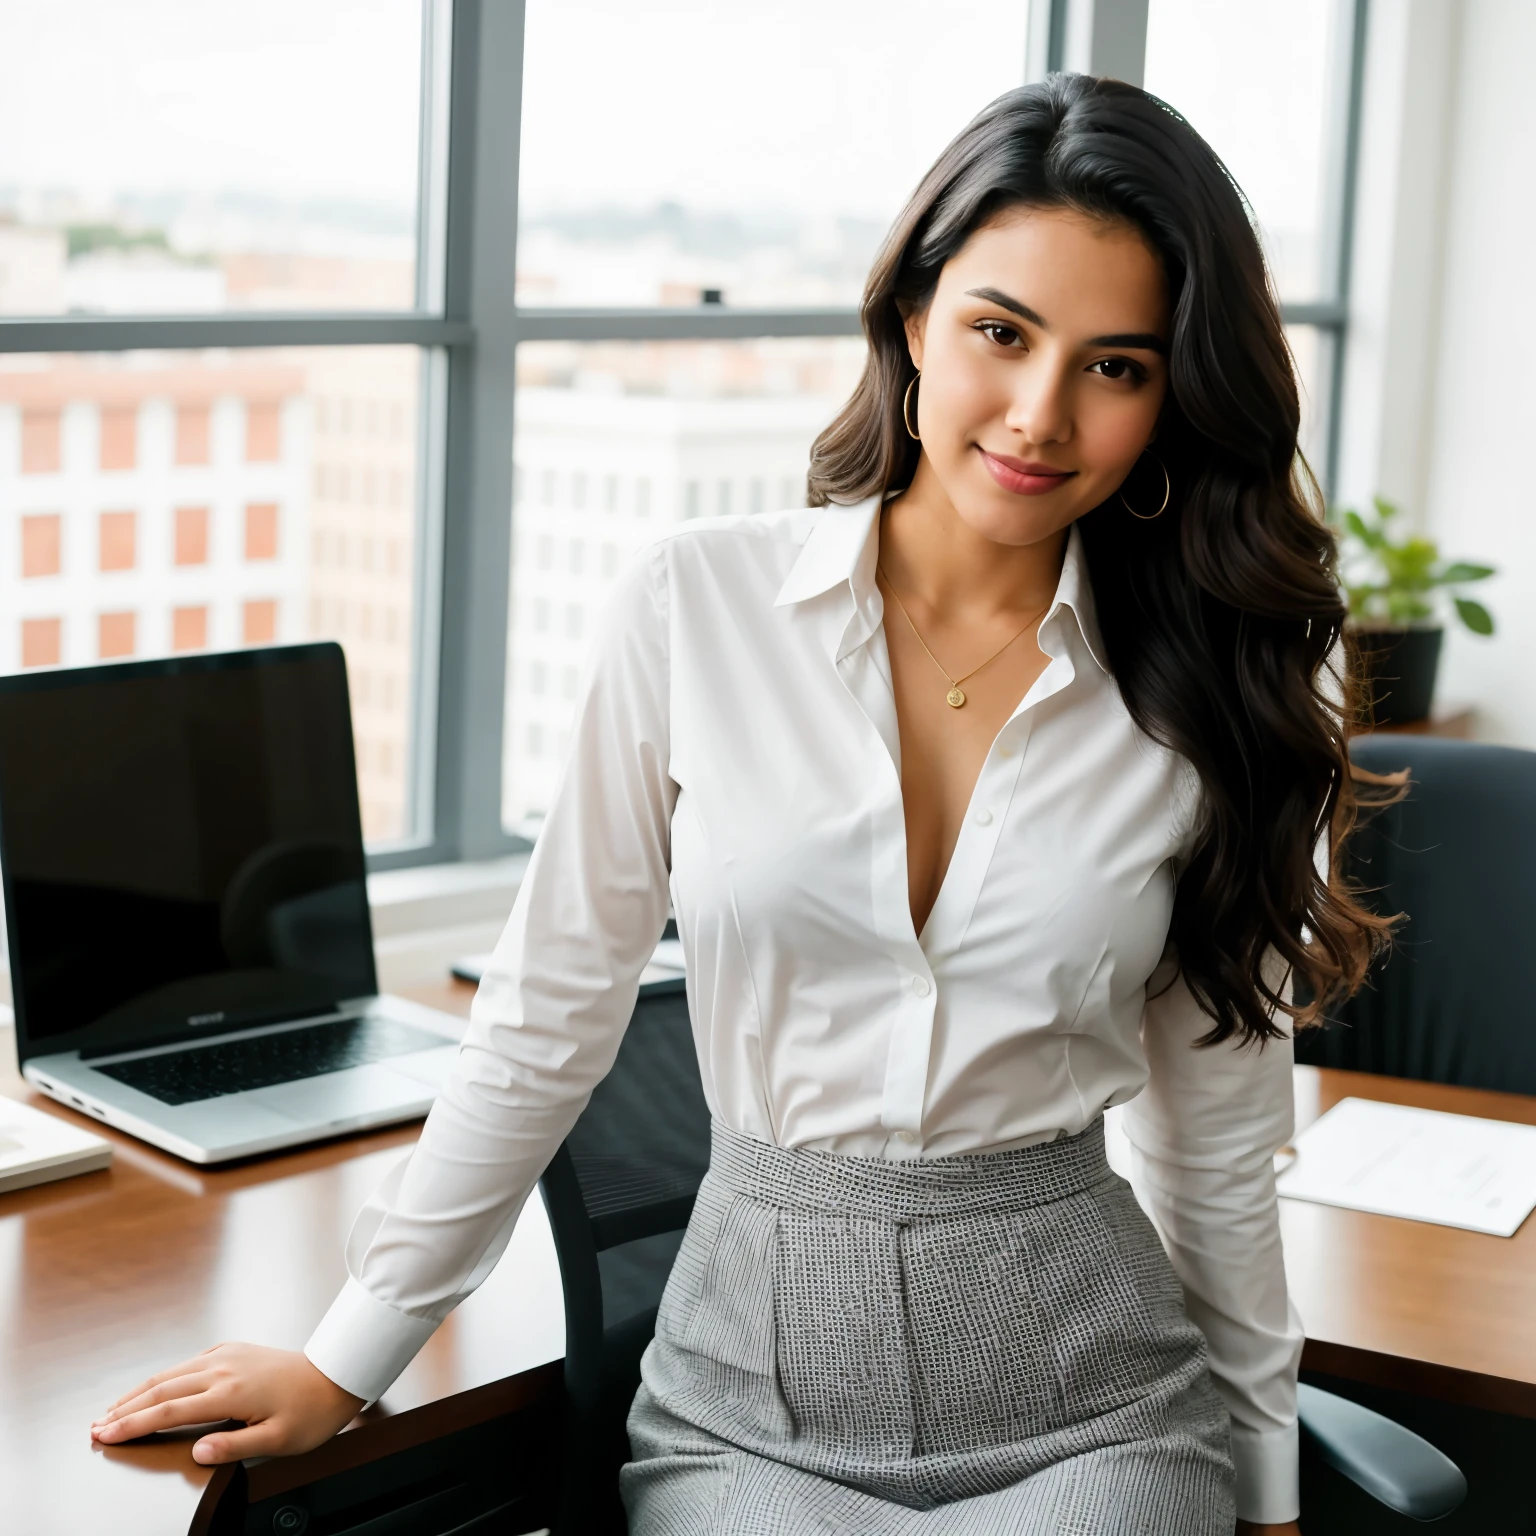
[0,0,1367,873]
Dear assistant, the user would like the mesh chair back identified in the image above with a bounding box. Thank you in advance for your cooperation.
[1297,736,1536,1091]
[538,975,710,1532]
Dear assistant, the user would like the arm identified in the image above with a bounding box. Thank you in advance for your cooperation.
[1121,959,1304,1529]
[94,542,679,1460]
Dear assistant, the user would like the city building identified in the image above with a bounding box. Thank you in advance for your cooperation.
[502,362,858,831]
[0,354,308,674]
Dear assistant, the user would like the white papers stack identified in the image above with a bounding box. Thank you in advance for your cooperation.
[0,1095,113,1195]
[1277,1096,1536,1237]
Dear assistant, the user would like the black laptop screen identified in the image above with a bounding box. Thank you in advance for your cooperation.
[0,644,377,1060]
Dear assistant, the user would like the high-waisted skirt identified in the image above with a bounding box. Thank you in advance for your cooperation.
[621,1117,1236,1534]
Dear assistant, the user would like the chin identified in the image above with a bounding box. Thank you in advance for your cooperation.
[956,488,1075,549]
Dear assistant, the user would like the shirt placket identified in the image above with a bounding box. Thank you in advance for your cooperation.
[858,612,1082,1156]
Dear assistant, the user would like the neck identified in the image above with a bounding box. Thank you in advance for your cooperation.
[879,453,1069,620]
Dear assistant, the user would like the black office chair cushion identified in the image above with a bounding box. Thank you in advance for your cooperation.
[1297,737,1536,1093]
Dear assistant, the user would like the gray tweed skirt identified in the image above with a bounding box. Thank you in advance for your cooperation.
[621,1117,1236,1534]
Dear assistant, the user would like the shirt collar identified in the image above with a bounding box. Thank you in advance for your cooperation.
[773,494,1111,677]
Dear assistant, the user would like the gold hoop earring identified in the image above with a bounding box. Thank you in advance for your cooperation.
[902,372,921,441]
[1119,449,1170,520]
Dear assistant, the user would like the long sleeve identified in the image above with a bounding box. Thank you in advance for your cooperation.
[306,542,677,1403]
[1121,960,1304,1526]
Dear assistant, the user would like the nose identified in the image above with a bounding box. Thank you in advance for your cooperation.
[1003,353,1073,447]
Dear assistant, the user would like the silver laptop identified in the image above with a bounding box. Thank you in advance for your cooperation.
[0,642,467,1164]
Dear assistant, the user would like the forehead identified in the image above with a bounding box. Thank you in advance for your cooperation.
[940,206,1169,327]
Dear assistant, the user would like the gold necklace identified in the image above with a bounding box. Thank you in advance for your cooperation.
[876,561,1050,708]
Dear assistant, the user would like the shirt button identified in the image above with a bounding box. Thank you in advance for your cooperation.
[910,975,932,997]
[896,1130,918,1144]
[998,747,1014,759]
[974,807,994,826]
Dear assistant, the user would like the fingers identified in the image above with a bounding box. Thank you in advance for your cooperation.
[104,1349,221,1414]
[193,1420,290,1464]
[93,1390,225,1444]
[96,1371,213,1429]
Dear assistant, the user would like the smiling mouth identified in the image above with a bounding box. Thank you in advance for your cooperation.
[978,447,1076,496]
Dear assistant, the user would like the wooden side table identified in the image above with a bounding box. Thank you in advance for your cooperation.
[1361,704,1475,738]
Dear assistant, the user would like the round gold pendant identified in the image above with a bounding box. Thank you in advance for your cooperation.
[946,686,966,708]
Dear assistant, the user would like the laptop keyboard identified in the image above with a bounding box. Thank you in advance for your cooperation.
[95,1017,450,1106]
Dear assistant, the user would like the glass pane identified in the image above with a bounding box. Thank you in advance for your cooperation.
[0,346,428,846]
[0,0,425,316]
[516,0,1032,307]
[1144,0,1348,301]
[1286,323,1333,491]
[503,337,866,833]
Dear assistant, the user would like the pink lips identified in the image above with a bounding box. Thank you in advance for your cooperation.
[979,448,1075,496]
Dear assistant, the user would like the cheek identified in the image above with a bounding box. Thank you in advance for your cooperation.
[921,339,1005,439]
[1077,396,1160,478]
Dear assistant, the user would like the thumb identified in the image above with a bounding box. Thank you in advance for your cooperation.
[192,1420,285,1464]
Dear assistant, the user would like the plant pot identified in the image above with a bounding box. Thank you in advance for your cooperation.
[1348,624,1443,725]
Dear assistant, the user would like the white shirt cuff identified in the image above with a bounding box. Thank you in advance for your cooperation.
[1232,1419,1300,1525]
[303,1276,440,1405]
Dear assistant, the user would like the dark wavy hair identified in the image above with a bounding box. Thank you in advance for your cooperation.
[807,72,1394,1046]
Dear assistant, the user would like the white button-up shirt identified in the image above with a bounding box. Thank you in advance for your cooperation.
[306,493,1303,1524]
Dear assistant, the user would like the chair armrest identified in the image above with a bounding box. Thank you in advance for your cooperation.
[1298,1382,1467,1521]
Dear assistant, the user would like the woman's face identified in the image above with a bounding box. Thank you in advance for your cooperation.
[902,205,1171,546]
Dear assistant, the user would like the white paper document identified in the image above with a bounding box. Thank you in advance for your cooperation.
[1277,1096,1536,1237]
[0,1095,112,1195]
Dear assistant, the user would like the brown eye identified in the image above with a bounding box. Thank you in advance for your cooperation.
[978,321,1023,348]
[1090,356,1147,382]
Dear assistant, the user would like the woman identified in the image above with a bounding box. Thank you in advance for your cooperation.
[93,74,1388,1533]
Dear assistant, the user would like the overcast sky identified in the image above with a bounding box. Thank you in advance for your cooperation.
[0,0,422,206]
[0,0,1338,283]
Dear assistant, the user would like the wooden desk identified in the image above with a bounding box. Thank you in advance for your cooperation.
[1286,1064,1536,1416]
[8,987,1536,1532]
[0,979,564,1536]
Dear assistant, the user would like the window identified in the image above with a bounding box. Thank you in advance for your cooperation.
[21,617,61,668]
[0,6,1365,868]
[171,606,208,652]
[174,506,209,566]
[21,409,60,474]
[243,599,277,645]
[517,0,1033,307]
[98,511,136,572]
[0,345,430,845]
[98,406,137,470]
[245,402,283,463]
[0,0,428,317]
[98,610,135,659]
[245,502,280,561]
[21,513,62,578]
[1143,0,1361,480]
[175,405,211,466]
[503,336,866,831]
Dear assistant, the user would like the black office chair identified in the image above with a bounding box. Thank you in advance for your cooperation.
[537,974,711,1535]
[1298,735,1536,1091]
[1288,735,1536,1526]
[538,947,1465,1532]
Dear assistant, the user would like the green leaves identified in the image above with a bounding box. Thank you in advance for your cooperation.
[1455,598,1494,635]
[1330,495,1497,637]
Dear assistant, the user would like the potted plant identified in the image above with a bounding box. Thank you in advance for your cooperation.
[1331,496,1496,725]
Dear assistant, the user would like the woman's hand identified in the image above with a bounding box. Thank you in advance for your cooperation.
[91,1342,365,1464]
[1236,1522,1302,1535]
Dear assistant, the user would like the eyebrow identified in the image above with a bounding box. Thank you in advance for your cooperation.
[964,286,1168,355]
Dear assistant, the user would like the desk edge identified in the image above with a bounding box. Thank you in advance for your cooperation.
[1303,1338,1536,1420]
[242,1360,562,1505]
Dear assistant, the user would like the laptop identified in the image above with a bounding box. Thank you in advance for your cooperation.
[0,642,469,1164]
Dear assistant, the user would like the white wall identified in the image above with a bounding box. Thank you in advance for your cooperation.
[1418,0,1536,744]
[1338,0,1534,745]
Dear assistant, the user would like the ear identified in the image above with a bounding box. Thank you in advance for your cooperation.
[898,300,927,372]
